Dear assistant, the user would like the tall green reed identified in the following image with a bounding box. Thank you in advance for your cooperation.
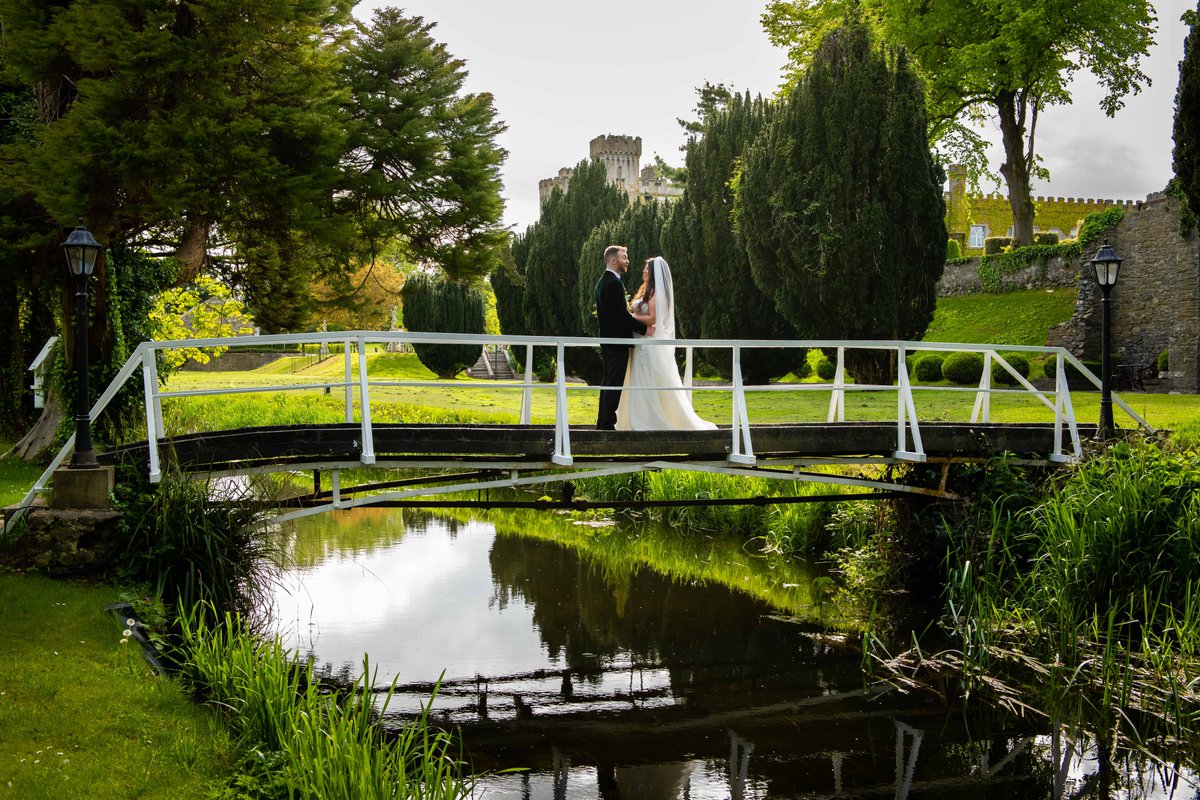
[177,605,475,799]
[939,437,1200,744]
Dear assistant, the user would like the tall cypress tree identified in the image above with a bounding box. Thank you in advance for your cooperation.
[401,272,485,378]
[668,91,802,384]
[1175,6,1200,217]
[735,20,946,385]
[521,160,627,378]
[577,199,670,337]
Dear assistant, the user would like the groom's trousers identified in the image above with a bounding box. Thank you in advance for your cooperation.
[597,343,632,429]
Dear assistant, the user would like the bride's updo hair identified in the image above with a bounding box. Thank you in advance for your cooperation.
[631,257,657,305]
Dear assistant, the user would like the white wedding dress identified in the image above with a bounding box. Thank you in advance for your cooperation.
[615,257,717,432]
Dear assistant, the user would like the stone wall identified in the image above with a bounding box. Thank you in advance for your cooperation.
[938,254,1079,296]
[181,351,286,372]
[1046,197,1200,394]
[1,506,124,575]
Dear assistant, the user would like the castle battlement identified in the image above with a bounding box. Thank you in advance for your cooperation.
[590,134,642,159]
[540,134,681,212]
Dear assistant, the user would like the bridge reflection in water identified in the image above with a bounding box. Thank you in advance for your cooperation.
[267,510,1194,800]
[9,331,1150,529]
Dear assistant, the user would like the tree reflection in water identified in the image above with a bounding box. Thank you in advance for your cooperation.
[266,510,1200,799]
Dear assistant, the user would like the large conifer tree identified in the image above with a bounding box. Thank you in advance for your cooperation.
[1175,7,1200,217]
[665,91,803,385]
[735,20,945,385]
[521,160,627,379]
[401,272,485,379]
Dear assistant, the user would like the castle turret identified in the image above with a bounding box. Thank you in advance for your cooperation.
[590,135,642,199]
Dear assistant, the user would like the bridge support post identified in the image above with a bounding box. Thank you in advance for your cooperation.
[51,464,115,510]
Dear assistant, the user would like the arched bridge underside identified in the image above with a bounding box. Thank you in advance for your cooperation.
[102,420,1096,522]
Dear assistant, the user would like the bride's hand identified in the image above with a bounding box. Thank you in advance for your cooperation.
[646,324,656,337]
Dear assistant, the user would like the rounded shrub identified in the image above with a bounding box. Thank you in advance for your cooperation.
[793,358,813,380]
[1033,231,1060,246]
[816,356,836,381]
[913,354,944,382]
[945,238,962,260]
[1158,349,1170,373]
[991,353,1031,386]
[942,351,985,384]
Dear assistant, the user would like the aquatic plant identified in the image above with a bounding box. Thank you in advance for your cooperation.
[177,605,475,799]
[925,436,1200,748]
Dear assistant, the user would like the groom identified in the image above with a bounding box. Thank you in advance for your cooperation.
[594,245,648,430]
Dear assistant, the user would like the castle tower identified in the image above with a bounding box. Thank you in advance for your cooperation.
[538,167,574,207]
[589,134,642,200]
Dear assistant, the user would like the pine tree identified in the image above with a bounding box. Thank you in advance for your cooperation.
[339,9,508,283]
[735,20,946,385]
[401,272,485,378]
[1175,6,1200,217]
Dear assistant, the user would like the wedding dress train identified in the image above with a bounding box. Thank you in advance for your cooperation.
[615,257,717,432]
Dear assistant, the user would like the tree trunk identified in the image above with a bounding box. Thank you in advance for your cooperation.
[995,90,1036,247]
[174,217,211,285]
[3,389,64,462]
[844,349,894,387]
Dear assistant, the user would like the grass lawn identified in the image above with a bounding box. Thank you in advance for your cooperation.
[0,574,236,799]
[924,287,1078,346]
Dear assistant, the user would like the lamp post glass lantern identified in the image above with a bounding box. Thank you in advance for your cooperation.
[62,221,103,467]
[1090,238,1122,440]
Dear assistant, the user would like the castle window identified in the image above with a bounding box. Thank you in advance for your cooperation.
[968,225,986,249]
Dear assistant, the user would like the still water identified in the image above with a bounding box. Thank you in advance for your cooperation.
[265,508,1198,799]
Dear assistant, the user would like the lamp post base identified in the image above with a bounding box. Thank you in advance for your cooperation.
[51,464,115,510]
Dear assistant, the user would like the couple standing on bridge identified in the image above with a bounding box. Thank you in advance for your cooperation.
[594,245,718,432]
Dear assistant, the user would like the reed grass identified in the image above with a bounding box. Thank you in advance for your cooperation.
[926,436,1200,746]
[177,605,475,799]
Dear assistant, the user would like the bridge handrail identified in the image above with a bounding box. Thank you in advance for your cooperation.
[5,332,1151,532]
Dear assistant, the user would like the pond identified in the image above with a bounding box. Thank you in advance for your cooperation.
[264,507,1198,799]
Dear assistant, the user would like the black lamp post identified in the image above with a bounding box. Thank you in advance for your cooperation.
[1090,238,1122,440]
[62,221,103,467]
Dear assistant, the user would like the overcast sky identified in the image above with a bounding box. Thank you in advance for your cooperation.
[354,0,1193,233]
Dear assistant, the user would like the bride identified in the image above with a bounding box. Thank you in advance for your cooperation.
[616,256,717,431]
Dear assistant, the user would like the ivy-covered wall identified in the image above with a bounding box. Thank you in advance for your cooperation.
[944,166,1140,253]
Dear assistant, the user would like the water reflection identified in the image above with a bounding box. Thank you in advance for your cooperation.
[265,509,1200,799]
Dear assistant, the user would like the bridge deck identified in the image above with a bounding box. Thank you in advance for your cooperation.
[102,421,1094,473]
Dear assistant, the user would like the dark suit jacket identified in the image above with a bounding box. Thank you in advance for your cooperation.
[594,270,647,341]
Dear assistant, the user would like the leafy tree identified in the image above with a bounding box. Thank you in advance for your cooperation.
[734,20,946,385]
[400,272,485,378]
[762,0,1156,246]
[0,0,354,454]
[310,260,405,332]
[149,275,256,374]
[338,9,508,283]
[666,90,803,385]
[521,160,627,380]
[1176,6,1200,217]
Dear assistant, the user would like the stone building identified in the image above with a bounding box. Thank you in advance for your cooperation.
[941,194,1199,393]
[944,165,1138,254]
[538,134,684,210]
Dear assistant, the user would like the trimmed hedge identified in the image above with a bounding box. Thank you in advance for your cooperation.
[942,351,985,384]
[983,237,1013,255]
[816,356,836,381]
[914,354,944,382]
[991,353,1031,386]
[945,238,962,260]
[1033,231,1060,246]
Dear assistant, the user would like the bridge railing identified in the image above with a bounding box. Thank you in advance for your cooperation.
[7,332,1151,524]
